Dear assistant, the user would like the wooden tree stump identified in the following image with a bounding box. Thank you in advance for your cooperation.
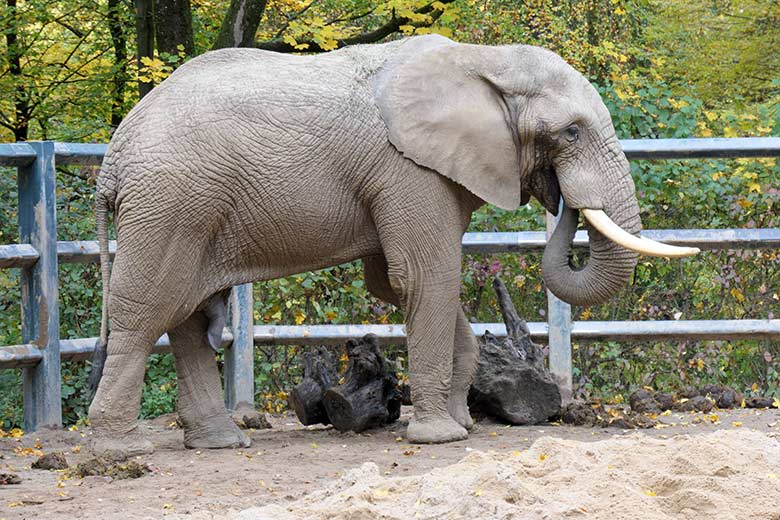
[323,334,402,433]
[467,277,562,424]
[288,346,338,426]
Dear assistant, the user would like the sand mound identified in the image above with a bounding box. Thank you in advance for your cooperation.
[233,430,780,520]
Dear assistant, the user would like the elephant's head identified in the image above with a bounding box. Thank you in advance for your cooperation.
[374,36,697,307]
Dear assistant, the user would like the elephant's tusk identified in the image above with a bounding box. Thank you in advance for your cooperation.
[581,209,700,258]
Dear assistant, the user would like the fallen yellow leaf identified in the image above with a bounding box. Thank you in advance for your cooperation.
[732,421,743,427]
[539,453,547,462]
[644,489,657,497]
[474,489,483,496]
[14,446,44,457]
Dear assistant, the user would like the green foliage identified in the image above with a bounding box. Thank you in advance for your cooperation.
[448,0,649,82]
[140,354,178,419]
[644,0,780,106]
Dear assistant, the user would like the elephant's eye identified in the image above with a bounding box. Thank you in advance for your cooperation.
[563,124,580,143]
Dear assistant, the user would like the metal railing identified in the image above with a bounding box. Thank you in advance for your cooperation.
[1,138,780,430]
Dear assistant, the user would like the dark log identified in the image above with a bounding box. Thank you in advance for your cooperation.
[288,346,338,426]
[323,334,401,433]
[468,277,561,424]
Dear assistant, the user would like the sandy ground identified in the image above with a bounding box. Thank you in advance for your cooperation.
[1,406,779,519]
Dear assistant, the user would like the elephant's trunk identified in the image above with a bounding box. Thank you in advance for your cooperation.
[541,202,640,307]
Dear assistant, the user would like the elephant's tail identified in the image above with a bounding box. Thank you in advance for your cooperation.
[87,191,112,400]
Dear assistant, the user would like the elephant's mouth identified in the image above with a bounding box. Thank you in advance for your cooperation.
[528,162,561,216]
[540,165,698,258]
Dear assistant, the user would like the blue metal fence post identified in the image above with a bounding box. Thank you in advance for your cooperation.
[545,210,573,403]
[225,283,255,412]
[18,141,62,430]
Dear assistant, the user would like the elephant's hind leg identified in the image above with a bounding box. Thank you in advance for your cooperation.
[168,309,250,449]
[88,327,156,456]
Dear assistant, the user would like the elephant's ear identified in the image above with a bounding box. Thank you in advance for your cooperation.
[374,37,522,210]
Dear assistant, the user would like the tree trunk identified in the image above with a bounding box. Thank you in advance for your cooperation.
[154,0,194,57]
[212,0,268,50]
[135,0,155,99]
[467,277,562,424]
[322,335,401,433]
[288,346,338,426]
[5,0,29,141]
[107,0,128,130]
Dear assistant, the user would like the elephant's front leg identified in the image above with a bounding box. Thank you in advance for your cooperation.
[380,242,468,444]
[364,254,476,432]
[448,308,478,430]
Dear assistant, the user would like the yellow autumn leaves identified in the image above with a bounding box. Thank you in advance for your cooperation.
[278,0,457,52]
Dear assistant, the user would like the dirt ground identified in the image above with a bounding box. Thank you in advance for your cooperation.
[1,406,779,519]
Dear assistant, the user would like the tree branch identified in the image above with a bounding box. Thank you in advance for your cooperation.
[53,18,85,38]
[273,0,318,39]
[256,0,455,53]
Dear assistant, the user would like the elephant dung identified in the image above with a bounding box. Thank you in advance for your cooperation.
[31,452,69,470]
[628,388,676,413]
[467,277,561,425]
[70,457,149,480]
[0,473,21,485]
[744,396,774,409]
[559,401,657,429]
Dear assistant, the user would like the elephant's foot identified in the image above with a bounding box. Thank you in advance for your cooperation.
[183,414,251,449]
[406,414,468,444]
[89,427,154,458]
[448,399,474,431]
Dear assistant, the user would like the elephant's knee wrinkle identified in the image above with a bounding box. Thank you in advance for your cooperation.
[387,269,408,303]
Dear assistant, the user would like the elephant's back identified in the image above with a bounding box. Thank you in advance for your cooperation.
[105,44,392,169]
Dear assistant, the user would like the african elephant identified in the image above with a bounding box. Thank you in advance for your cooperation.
[88,34,696,453]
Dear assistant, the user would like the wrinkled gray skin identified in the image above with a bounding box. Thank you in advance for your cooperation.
[89,35,641,453]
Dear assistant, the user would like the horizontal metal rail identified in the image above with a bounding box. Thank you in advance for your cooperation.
[54,142,107,166]
[622,137,780,159]
[4,137,780,168]
[2,319,779,369]
[1,228,779,269]
[1,332,235,369]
